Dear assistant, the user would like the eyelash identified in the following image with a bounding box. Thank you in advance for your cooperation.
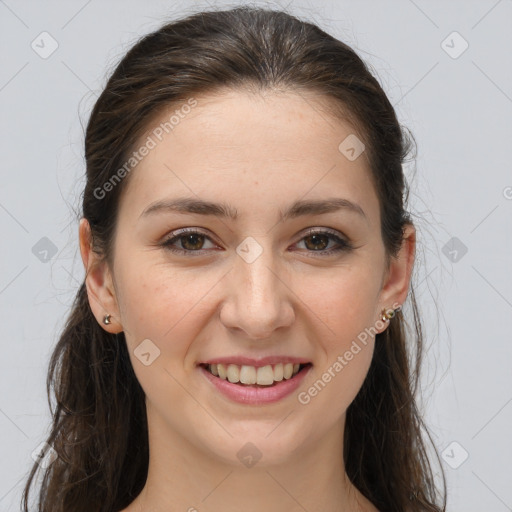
[160,227,353,257]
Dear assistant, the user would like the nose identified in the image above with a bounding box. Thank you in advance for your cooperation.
[219,245,295,340]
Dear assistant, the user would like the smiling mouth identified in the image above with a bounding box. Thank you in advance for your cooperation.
[199,362,312,387]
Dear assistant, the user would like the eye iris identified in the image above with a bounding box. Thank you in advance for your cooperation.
[304,234,329,251]
[181,233,205,250]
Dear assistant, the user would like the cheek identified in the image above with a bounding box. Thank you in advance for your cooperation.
[302,264,383,344]
[299,339,374,436]
[296,272,380,416]
[116,262,218,356]
[116,266,216,407]
[296,266,380,409]
[117,251,382,352]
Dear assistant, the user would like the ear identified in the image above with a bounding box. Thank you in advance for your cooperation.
[375,223,416,333]
[79,218,123,334]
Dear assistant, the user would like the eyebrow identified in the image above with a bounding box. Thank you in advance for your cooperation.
[139,196,367,223]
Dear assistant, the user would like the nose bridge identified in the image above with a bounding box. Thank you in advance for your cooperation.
[222,236,293,337]
[241,252,279,306]
[237,239,282,310]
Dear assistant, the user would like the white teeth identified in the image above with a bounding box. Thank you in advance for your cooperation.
[226,364,240,383]
[217,363,227,380]
[273,363,284,381]
[256,365,274,385]
[206,362,304,386]
[240,365,257,384]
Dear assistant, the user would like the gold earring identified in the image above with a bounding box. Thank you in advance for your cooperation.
[103,314,112,325]
[381,308,393,322]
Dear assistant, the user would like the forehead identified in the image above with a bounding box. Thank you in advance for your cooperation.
[118,89,379,228]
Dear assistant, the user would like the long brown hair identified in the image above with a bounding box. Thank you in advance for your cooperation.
[22,6,446,511]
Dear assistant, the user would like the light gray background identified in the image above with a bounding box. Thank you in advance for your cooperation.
[1,0,511,510]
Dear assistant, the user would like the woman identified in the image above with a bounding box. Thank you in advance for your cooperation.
[22,6,446,512]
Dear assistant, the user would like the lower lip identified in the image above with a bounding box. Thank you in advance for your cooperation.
[198,364,312,405]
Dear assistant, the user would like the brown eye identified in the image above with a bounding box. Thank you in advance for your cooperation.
[180,233,206,251]
[161,228,352,257]
[294,229,353,256]
[303,233,330,251]
[161,229,217,255]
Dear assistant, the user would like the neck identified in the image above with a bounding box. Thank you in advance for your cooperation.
[126,403,374,512]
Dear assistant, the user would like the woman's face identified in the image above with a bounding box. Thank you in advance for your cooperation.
[82,89,413,467]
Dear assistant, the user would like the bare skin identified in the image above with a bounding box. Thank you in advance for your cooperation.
[79,88,415,512]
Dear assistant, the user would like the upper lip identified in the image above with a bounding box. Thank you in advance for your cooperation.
[199,356,312,367]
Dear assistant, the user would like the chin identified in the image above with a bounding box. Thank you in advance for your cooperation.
[202,424,307,468]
